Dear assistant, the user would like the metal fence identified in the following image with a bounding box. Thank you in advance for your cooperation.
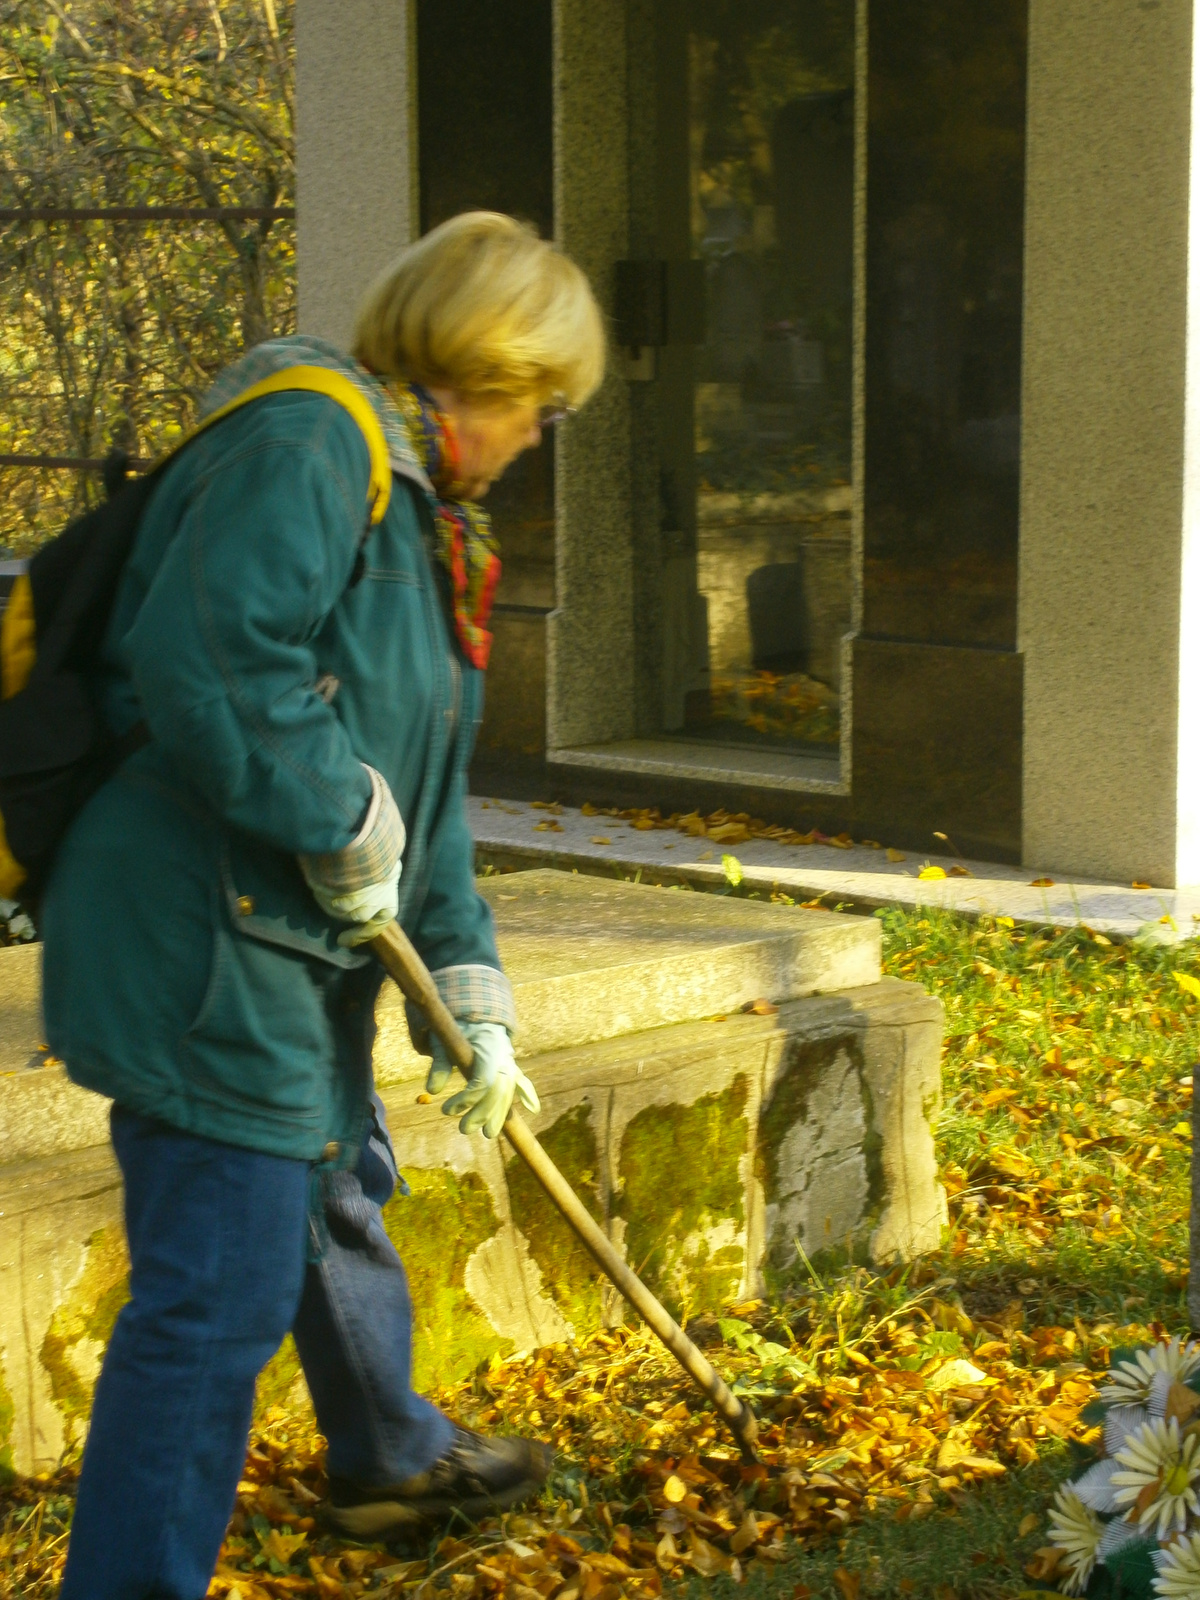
[0,203,294,496]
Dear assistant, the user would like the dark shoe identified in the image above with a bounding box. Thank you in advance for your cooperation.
[323,1427,553,1539]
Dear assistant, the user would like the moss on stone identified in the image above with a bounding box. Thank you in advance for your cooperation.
[383,1167,510,1392]
[39,1227,130,1451]
[616,1078,749,1315]
[506,1103,604,1337]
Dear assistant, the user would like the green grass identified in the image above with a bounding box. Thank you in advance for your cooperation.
[735,904,1199,1597]
[883,905,1197,1329]
[692,1452,1075,1599]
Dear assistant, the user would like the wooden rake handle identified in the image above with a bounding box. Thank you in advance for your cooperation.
[369,920,760,1462]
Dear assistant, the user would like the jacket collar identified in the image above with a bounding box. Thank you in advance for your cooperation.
[198,334,434,495]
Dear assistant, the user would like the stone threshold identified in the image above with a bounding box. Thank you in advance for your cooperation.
[469,796,1200,941]
[547,739,846,795]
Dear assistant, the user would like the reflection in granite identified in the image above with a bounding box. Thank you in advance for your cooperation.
[864,0,1027,649]
[417,0,555,616]
[686,0,855,749]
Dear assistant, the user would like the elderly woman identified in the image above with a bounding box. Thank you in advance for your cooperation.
[42,212,605,1600]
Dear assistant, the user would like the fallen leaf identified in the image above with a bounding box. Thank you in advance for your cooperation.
[919,865,947,881]
[927,1359,990,1391]
[722,854,744,886]
[1017,1512,1040,1537]
[833,1569,861,1600]
[729,1512,760,1554]
[1175,971,1200,1001]
[740,998,778,1016]
[590,837,612,846]
[662,1475,687,1504]
[259,1528,308,1566]
[1025,1547,1064,1580]
[709,823,749,844]
[1029,877,1054,888]
[1132,880,1152,889]
[886,848,906,862]
[686,1530,731,1576]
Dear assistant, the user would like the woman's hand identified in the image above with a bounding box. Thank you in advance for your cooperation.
[300,765,404,946]
[427,1021,539,1138]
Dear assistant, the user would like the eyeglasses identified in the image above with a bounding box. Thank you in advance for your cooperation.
[538,396,576,427]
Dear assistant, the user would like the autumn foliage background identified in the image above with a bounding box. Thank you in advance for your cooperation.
[0,0,295,554]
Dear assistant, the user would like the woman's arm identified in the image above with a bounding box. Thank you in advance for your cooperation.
[124,397,374,854]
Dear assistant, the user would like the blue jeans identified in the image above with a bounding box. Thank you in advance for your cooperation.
[60,1099,453,1600]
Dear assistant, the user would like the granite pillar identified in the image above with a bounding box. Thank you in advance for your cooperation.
[295,0,416,348]
[1020,0,1200,887]
[546,0,637,750]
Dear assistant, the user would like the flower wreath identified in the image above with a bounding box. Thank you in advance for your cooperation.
[1038,1337,1200,1597]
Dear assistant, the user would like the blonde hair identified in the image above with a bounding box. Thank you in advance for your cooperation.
[353,211,606,407]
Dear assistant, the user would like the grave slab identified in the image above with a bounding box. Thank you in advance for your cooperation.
[0,871,936,1476]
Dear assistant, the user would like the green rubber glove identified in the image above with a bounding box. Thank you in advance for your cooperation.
[427,1021,540,1138]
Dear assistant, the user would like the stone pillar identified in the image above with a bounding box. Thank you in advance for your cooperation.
[1020,0,1200,886]
[295,0,417,348]
[546,0,636,750]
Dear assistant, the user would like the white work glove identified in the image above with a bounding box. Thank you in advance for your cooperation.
[300,766,405,948]
[427,1020,540,1138]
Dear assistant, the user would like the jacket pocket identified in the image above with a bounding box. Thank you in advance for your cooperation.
[181,917,328,1126]
[220,832,370,971]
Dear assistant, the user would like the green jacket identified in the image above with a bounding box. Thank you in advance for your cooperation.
[41,339,513,1162]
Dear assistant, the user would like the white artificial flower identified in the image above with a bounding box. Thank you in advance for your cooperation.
[1154,1531,1200,1598]
[1073,1456,1122,1514]
[1047,1485,1105,1595]
[1097,1514,1149,1562]
[1102,1337,1200,1409]
[1150,1370,1178,1419]
[1111,1416,1200,1540]
[1106,1403,1151,1456]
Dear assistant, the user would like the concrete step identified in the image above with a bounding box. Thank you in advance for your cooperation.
[468,869,881,1054]
[0,870,911,1478]
[0,871,881,1158]
[0,976,944,1476]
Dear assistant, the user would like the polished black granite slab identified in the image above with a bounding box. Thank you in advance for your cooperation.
[864,0,1027,651]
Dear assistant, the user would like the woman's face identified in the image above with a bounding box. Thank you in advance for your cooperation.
[429,389,543,499]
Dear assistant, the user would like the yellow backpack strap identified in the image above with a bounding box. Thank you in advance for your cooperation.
[1,573,35,701]
[0,368,391,708]
[182,365,393,526]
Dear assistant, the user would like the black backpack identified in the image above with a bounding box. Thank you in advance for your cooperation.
[0,365,391,910]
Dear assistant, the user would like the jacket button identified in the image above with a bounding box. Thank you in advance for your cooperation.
[236,895,255,916]
[320,1141,341,1162]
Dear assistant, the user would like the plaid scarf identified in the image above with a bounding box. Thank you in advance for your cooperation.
[390,382,501,671]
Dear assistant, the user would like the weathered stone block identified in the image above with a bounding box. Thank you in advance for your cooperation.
[0,874,937,1476]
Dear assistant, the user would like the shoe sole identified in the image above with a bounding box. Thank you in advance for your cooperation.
[323,1477,544,1540]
